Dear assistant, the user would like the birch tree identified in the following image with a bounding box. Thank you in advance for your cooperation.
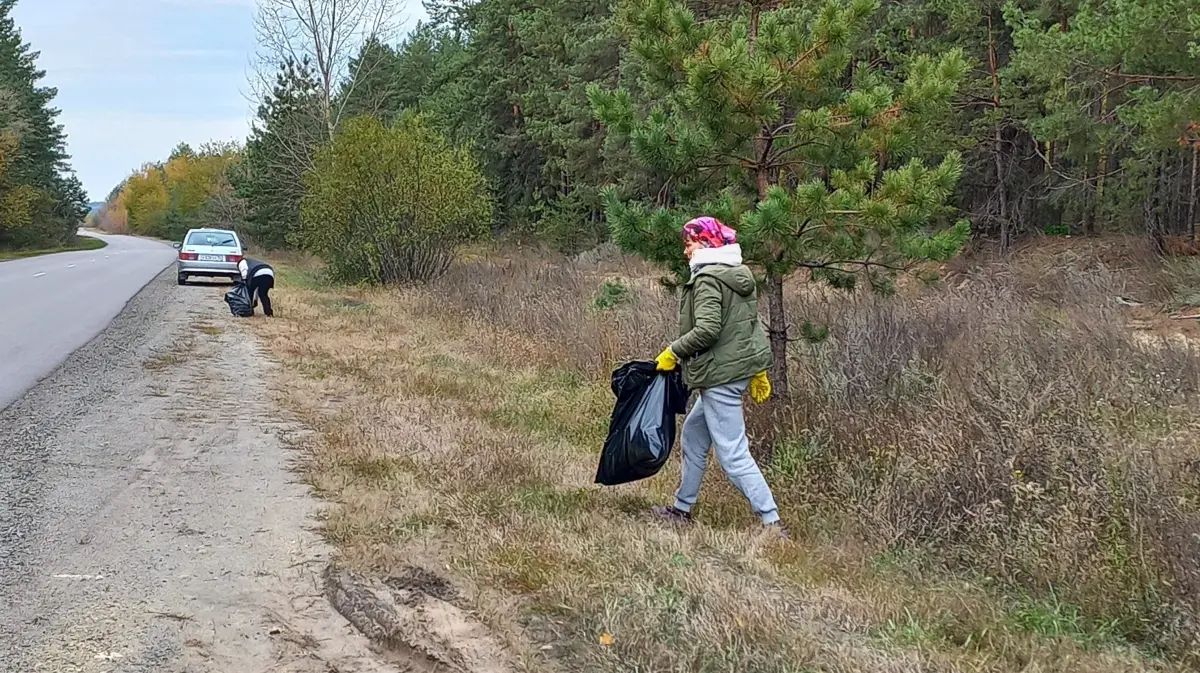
[254,0,403,138]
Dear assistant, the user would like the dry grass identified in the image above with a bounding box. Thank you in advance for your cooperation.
[252,239,1199,672]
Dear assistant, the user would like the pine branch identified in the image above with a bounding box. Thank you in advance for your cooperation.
[1071,58,1200,84]
[798,257,915,273]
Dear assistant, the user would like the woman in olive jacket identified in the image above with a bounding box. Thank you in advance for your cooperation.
[653,217,785,536]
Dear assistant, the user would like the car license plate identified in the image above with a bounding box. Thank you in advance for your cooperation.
[198,254,223,262]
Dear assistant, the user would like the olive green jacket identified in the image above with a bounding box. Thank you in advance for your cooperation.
[671,255,773,390]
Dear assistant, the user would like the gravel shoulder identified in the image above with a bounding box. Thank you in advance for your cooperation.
[0,272,393,672]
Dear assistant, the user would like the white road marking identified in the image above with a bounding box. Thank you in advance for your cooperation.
[33,272,45,278]
[53,574,105,580]
[67,264,76,268]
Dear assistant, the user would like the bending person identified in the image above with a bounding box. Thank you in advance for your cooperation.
[238,256,275,317]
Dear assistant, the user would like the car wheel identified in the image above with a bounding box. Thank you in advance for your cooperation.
[177,274,187,286]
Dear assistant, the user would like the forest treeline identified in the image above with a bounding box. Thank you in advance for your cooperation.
[0,0,88,252]
[96,0,1200,269]
[93,0,1200,390]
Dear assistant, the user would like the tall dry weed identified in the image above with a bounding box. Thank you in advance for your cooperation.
[782,271,1200,657]
[418,250,674,379]
[421,244,1200,662]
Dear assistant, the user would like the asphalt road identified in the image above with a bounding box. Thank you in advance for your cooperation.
[0,232,176,411]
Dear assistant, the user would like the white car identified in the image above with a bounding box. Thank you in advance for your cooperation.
[175,228,243,285]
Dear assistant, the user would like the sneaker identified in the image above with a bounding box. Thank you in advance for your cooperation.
[651,505,693,525]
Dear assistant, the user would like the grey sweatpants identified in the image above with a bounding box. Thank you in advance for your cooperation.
[673,379,781,524]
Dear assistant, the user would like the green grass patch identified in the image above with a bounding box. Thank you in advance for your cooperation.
[483,542,585,593]
[1008,594,1127,650]
[592,279,630,310]
[514,484,594,516]
[323,510,437,547]
[0,236,108,261]
[268,257,329,291]
[412,351,609,447]
[768,431,828,479]
[336,452,414,486]
[872,610,953,649]
[484,370,609,446]
[316,295,377,313]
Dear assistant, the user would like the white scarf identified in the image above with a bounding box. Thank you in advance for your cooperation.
[689,243,743,272]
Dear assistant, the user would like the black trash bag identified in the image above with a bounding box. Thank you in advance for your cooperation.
[224,281,254,318]
[595,361,689,486]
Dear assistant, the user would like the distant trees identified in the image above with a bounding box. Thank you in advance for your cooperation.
[101,143,241,241]
[325,0,623,251]
[0,93,38,241]
[0,0,88,251]
[1006,0,1200,248]
[333,0,1200,248]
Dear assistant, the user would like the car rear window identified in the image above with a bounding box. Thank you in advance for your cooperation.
[185,231,238,248]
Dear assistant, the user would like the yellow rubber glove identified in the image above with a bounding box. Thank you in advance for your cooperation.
[655,348,678,372]
[750,371,771,404]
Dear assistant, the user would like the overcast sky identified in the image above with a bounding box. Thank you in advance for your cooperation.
[12,0,427,201]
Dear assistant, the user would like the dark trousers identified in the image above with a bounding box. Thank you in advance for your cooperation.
[250,274,274,316]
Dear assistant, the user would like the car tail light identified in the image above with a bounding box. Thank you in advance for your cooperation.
[226,254,243,263]
[179,252,198,261]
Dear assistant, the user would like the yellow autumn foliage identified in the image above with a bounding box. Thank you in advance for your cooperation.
[0,129,38,233]
[108,144,241,240]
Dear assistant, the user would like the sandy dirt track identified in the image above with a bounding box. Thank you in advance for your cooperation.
[0,271,395,672]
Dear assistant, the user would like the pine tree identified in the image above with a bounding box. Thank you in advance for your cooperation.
[230,58,324,249]
[337,25,447,123]
[169,142,196,161]
[871,0,1049,247]
[391,24,442,111]
[340,37,404,124]
[513,0,623,252]
[0,0,87,249]
[590,0,970,395]
[440,0,547,231]
[402,0,623,244]
[1007,0,1200,243]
